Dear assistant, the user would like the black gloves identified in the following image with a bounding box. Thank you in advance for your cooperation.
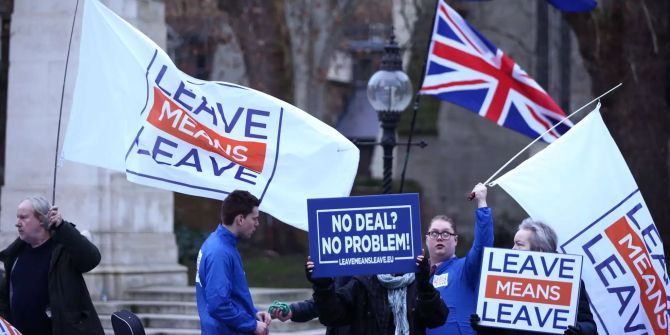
[564,325,582,335]
[305,261,333,288]
[415,255,432,291]
[470,313,481,331]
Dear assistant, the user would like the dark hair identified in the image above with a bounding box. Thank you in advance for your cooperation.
[429,215,457,235]
[220,190,260,226]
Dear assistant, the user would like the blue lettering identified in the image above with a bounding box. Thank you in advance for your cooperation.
[497,303,513,324]
[482,302,495,322]
[607,285,636,316]
[245,108,269,139]
[152,136,177,165]
[154,65,172,96]
[512,305,531,325]
[209,156,235,176]
[582,234,603,264]
[558,258,575,279]
[175,148,202,172]
[623,305,646,332]
[174,81,196,111]
[541,257,559,277]
[193,96,217,125]
[626,203,643,229]
[488,254,502,273]
[534,306,552,327]
[520,256,538,276]
[552,309,569,329]
[217,105,245,133]
[594,254,626,286]
[503,254,519,273]
[235,166,257,185]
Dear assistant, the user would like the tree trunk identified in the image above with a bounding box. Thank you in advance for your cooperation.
[565,1,670,253]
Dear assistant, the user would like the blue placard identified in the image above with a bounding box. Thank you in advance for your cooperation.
[307,193,422,278]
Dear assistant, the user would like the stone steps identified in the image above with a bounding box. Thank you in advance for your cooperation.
[97,286,325,335]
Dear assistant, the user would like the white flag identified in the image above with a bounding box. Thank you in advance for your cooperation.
[493,105,669,334]
[63,0,359,231]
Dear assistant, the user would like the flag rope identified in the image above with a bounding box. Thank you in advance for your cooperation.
[52,0,81,204]
[485,82,623,187]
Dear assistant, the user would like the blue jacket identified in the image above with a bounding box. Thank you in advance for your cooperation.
[427,207,494,335]
[196,225,258,334]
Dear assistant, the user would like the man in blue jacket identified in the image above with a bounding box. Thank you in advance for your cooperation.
[426,183,494,335]
[196,190,271,335]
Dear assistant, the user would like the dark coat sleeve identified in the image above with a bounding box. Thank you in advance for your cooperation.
[312,278,358,327]
[415,282,449,329]
[50,221,101,273]
[576,281,597,335]
[290,299,319,322]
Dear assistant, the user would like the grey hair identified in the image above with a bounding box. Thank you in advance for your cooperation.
[21,196,51,227]
[518,218,557,252]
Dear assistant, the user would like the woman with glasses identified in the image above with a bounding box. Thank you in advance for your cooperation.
[470,219,597,335]
[426,183,494,335]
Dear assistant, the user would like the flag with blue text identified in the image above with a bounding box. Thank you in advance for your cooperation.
[420,0,572,143]
[493,105,669,334]
[62,0,359,230]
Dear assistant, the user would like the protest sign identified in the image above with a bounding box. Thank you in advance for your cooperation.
[476,247,583,334]
[307,194,422,278]
[493,107,670,334]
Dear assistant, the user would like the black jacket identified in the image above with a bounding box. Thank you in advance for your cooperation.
[313,275,448,335]
[0,221,104,335]
[474,281,597,335]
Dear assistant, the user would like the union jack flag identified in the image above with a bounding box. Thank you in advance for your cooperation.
[420,0,572,143]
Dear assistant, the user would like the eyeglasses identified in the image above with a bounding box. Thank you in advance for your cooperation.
[426,231,457,240]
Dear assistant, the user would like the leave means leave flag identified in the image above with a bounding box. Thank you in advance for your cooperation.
[420,0,572,143]
[492,105,669,334]
[62,0,359,231]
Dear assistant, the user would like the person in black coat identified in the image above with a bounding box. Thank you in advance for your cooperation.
[0,196,104,335]
[306,253,448,335]
[470,218,597,335]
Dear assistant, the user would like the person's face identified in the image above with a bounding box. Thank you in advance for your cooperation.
[16,200,47,246]
[426,219,458,263]
[513,229,533,251]
[237,207,260,239]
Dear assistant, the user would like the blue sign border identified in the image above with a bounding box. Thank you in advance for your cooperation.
[308,193,422,278]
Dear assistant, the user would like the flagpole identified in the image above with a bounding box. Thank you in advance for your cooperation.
[52,0,81,204]
[399,0,439,193]
[483,82,622,187]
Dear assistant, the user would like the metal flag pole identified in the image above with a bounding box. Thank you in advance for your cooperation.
[52,0,81,204]
[483,82,623,188]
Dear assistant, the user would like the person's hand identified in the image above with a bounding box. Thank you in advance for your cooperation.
[564,324,582,335]
[470,313,481,331]
[471,183,488,208]
[47,206,63,228]
[256,311,271,325]
[305,256,333,288]
[415,250,431,290]
[254,320,269,335]
[270,307,292,322]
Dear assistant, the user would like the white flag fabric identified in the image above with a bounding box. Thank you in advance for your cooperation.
[63,0,359,231]
[492,105,669,334]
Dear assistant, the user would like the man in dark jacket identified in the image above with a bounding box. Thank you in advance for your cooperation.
[0,196,104,335]
[307,254,448,335]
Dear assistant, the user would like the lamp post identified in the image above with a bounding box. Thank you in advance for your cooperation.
[367,31,412,194]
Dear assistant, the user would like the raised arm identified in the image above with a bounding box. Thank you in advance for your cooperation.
[463,183,494,285]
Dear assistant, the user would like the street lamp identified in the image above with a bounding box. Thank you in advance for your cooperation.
[367,30,412,194]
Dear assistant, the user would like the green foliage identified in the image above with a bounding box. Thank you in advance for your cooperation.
[243,254,311,288]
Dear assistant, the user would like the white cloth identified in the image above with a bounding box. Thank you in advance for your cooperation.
[62,0,359,230]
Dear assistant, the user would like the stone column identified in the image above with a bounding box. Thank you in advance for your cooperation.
[0,0,186,299]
